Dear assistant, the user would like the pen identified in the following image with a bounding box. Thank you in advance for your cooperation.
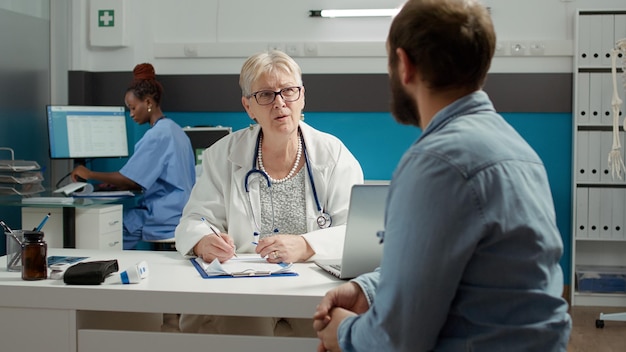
[200,217,237,257]
[0,220,13,234]
[2,220,22,269]
[34,213,51,232]
[251,232,259,245]
[1,220,21,245]
[250,233,286,265]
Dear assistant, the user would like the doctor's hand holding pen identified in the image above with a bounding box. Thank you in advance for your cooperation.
[193,218,237,263]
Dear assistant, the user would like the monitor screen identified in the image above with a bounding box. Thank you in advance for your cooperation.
[47,105,129,159]
[182,126,232,164]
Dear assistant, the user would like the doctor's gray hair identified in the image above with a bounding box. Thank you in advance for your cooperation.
[239,50,303,97]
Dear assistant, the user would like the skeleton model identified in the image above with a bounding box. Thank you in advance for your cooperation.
[597,38,626,329]
[608,38,626,179]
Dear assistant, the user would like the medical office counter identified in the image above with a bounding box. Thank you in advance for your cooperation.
[0,248,343,351]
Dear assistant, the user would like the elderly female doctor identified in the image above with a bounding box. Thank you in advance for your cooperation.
[175,50,363,335]
[175,50,363,263]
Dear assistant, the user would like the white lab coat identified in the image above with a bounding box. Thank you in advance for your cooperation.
[175,122,364,260]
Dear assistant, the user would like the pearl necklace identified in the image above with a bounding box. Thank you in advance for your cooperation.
[258,133,302,184]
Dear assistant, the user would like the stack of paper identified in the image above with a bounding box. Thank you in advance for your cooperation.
[0,157,44,195]
[194,257,296,277]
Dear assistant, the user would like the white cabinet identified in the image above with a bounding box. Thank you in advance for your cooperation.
[22,204,122,250]
[572,10,626,306]
[75,205,123,250]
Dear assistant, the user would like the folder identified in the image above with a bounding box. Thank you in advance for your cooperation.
[616,15,626,45]
[601,72,614,126]
[576,187,588,239]
[588,15,603,66]
[599,188,613,239]
[577,14,591,66]
[587,188,601,238]
[576,131,589,182]
[611,188,625,240]
[588,131,602,182]
[576,72,590,125]
[589,74,603,125]
[600,131,613,183]
[191,257,297,279]
[600,15,615,67]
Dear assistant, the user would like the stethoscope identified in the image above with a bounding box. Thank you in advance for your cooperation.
[244,129,332,237]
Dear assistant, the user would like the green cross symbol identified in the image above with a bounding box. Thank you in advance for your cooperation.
[98,10,115,27]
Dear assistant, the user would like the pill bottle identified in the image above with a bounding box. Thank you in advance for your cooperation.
[21,231,47,280]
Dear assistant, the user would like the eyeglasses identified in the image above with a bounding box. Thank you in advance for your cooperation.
[249,86,303,105]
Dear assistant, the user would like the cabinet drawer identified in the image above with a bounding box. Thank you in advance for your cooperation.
[99,231,122,250]
[75,229,122,250]
[97,209,123,233]
[75,205,123,235]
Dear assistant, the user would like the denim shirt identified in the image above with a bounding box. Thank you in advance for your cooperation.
[338,91,572,351]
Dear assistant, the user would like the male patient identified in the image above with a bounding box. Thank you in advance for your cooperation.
[313,0,572,351]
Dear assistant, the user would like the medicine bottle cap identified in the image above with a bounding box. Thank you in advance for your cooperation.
[23,231,44,241]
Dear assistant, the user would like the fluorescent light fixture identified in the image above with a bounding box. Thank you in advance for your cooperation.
[309,9,400,18]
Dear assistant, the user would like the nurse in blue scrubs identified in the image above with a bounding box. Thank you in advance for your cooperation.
[71,63,196,249]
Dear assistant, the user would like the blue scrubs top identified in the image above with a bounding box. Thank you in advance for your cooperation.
[120,117,195,243]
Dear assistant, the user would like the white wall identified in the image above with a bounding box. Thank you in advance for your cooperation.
[62,0,626,75]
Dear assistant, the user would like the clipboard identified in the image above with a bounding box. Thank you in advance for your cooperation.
[190,257,298,279]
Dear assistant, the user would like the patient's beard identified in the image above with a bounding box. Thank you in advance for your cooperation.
[390,70,420,128]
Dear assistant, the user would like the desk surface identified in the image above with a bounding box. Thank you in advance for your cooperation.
[0,249,343,318]
[0,193,138,209]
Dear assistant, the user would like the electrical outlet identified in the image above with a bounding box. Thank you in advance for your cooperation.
[510,42,526,56]
[495,41,507,56]
[268,43,284,52]
[304,43,318,56]
[529,42,545,55]
[285,43,303,57]
[183,44,198,57]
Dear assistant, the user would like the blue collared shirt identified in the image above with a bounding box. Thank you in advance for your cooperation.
[338,91,572,351]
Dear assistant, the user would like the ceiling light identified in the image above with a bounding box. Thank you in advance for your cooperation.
[309,9,400,18]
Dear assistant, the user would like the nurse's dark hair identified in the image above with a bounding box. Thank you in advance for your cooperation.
[126,63,164,105]
[388,0,495,91]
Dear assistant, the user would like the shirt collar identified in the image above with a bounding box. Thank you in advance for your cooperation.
[418,90,495,141]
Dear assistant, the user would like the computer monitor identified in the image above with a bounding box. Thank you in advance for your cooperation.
[182,126,232,164]
[47,105,129,159]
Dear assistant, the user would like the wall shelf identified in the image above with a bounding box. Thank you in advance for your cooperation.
[572,9,626,306]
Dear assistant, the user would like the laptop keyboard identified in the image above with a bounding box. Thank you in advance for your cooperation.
[330,264,342,271]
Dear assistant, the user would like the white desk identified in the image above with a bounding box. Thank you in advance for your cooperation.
[1,195,135,248]
[0,249,343,352]
[22,205,123,249]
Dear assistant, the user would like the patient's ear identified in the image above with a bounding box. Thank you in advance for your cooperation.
[396,47,416,85]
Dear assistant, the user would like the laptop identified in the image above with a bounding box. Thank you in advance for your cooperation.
[315,183,388,279]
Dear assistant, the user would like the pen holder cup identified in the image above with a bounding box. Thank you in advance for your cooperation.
[5,230,24,272]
